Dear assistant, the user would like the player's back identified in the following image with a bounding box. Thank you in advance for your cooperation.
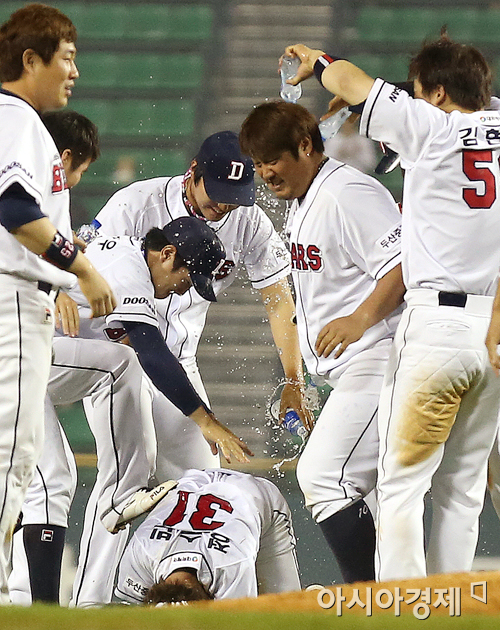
[361,81,500,295]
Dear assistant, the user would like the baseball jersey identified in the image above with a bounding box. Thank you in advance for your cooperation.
[93,176,291,361]
[360,79,500,295]
[286,157,402,380]
[116,469,273,602]
[66,234,158,340]
[0,90,73,288]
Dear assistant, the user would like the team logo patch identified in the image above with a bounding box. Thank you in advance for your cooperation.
[52,159,67,193]
[214,259,235,281]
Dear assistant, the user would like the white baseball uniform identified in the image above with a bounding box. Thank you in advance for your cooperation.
[116,468,300,602]
[360,79,500,580]
[287,157,402,523]
[0,89,73,602]
[8,336,157,605]
[70,176,292,607]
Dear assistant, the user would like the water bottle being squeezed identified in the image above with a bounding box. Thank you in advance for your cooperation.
[280,56,302,103]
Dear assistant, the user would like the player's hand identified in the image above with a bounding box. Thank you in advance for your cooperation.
[282,44,325,85]
[320,96,359,124]
[192,408,254,464]
[316,314,368,359]
[486,319,500,376]
[279,381,315,431]
[77,265,117,318]
[55,292,80,337]
[73,231,87,252]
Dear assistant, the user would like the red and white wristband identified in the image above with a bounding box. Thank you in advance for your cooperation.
[42,230,77,269]
[313,54,344,86]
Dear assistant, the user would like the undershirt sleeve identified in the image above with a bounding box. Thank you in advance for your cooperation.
[0,183,45,231]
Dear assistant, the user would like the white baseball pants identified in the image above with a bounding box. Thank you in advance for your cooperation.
[376,289,500,581]
[9,337,156,604]
[296,340,390,523]
[0,276,54,604]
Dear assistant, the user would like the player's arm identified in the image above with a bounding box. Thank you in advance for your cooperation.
[123,321,253,463]
[316,264,405,359]
[486,280,500,375]
[0,184,116,317]
[283,44,375,106]
[260,278,314,430]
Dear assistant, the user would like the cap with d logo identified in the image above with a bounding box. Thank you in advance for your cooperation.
[162,217,225,302]
[197,131,255,206]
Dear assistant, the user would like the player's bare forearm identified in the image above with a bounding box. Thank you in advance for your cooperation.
[316,264,405,358]
[11,216,58,254]
[70,254,117,318]
[190,406,254,464]
[284,44,374,106]
[486,283,500,375]
[55,292,80,337]
[260,280,314,429]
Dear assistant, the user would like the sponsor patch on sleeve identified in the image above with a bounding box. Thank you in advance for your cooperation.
[377,224,402,250]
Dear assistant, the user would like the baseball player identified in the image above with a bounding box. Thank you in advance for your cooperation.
[71,130,310,607]
[284,36,500,580]
[0,4,116,602]
[116,468,301,604]
[240,101,405,583]
[8,110,176,605]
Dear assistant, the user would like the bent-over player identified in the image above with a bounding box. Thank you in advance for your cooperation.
[240,101,405,583]
[116,468,300,603]
[0,4,115,601]
[284,36,500,580]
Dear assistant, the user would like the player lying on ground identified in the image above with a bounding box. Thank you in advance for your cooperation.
[0,4,115,603]
[240,101,405,583]
[71,130,311,608]
[281,34,500,581]
[116,469,301,604]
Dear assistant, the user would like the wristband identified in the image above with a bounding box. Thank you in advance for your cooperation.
[313,54,344,85]
[42,230,77,269]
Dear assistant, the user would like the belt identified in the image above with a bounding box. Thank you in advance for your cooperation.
[37,281,53,295]
[405,288,493,316]
[438,291,467,308]
[37,281,59,300]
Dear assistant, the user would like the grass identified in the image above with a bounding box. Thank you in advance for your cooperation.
[1,605,499,630]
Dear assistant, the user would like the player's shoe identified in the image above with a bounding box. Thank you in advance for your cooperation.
[103,480,178,534]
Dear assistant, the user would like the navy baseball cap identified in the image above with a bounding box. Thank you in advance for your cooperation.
[196,131,255,206]
[162,217,225,302]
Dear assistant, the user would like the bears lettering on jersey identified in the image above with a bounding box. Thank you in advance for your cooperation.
[290,242,323,272]
[52,159,67,194]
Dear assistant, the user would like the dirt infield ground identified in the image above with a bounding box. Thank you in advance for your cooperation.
[203,571,500,618]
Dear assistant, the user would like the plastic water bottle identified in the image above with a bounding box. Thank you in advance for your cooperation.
[280,56,302,103]
[77,219,101,245]
[282,410,308,439]
[318,107,350,140]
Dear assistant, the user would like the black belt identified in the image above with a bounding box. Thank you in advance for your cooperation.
[37,281,53,295]
[438,291,467,308]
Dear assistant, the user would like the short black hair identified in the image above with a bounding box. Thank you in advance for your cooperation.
[408,30,491,111]
[144,576,213,605]
[144,227,185,270]
[42,110,100,169]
